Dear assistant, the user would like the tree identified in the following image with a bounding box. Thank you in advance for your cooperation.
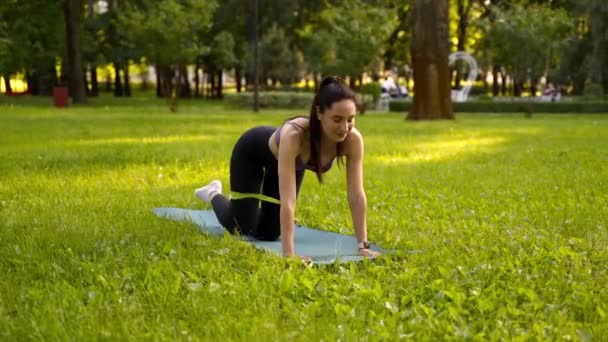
[383,1,412,73]
[63,0,87,103]
[202,31,236,98]
[408,0,453,120]
[450,0,487,89]
[298,0,396,87]
[0,0,63,95]
[588,0,608,97]
[202,0,245,95]
[0,11,12,91]
[258,24,302,88]
[117,0,217,111]
[480,4,572,97]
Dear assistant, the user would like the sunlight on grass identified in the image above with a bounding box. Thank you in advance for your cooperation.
[71,134,213,146]
[0,107,607,340]
[372,136,508,165]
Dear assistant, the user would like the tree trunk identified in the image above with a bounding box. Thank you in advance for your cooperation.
[27,70,39,95]
[408,0,453,120]
[482,69,488,94]
[86,0,98,97]
[27,63,58,96]
[63,0,87,103]
[123,61,131,97]
[3,76,12,93]
[179,65,190,98]
[161,66,178,111]
[501,72,507,96]
[491,65,499,96]
[194,63,200,97]
[349,76,356,89]
[251,0,260,111]
[513,79,523,97]
[208,71,215,98]
[454,0,472,89]
[235,66,242,92]
[113,62,123,96]
[204,71,209,98]
[105,73,112,92]
[89,65,98,96]
[216,69,223,99]
[156,64,163,98]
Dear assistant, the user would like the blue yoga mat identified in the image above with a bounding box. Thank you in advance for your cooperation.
[152,207,385,264]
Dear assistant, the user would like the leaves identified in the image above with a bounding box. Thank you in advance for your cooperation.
[480,3,573,82]
[116,0,217,67]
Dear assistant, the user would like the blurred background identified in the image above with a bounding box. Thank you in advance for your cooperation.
[0,0,606,112]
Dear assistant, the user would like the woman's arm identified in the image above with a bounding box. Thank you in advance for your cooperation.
[345,129,380,257]
[345,128,367,244]
[277,128,301,257]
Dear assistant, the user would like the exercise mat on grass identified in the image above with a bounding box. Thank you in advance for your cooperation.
[152,207,386,264]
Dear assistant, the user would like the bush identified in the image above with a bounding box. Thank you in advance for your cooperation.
[225,91,314,109]
[359,82,382,103]
[467,84,488,96]
[583,83,604,100]
[225,90,378,114]
[389,99,608,113]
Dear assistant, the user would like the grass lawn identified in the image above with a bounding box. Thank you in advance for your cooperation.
[1,97,607,340]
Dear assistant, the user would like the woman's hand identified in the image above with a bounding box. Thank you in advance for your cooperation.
[358,248,382,258]
[284,253,313,263]
[299,255,313,263]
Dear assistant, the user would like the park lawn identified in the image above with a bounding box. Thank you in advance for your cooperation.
[0,100,607,340]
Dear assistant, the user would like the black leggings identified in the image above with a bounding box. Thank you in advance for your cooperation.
[211,126,305,241]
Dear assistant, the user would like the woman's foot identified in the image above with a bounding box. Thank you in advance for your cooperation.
[194,180,222,203]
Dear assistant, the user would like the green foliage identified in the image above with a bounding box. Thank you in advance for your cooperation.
[359,82,382,103]
[298,0,397,78]
[480,3,573,83]
[258,24,303,86]
[205,31,236,71]
[583,82,604,99]
[224,91,314,109]
[116,0,218,67]
[390,99,608,113]
[587,0,608,94]
[0,101,607,339]
[0,0,63,76]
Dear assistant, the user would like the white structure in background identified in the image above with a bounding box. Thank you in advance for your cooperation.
[448,51,478,102]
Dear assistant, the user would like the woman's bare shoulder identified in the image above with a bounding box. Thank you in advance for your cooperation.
[288,116,310,129]
[343,127,363,155]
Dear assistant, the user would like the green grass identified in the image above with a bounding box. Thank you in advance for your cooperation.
[1,98,607,340]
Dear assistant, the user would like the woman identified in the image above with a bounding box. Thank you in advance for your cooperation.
[195,76,380,260]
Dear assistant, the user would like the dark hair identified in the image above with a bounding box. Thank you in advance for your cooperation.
[309,76,356,183]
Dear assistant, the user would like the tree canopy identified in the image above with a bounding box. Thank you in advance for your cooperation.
[0,0,607,99]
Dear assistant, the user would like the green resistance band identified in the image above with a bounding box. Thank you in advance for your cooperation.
[230,192,281,205]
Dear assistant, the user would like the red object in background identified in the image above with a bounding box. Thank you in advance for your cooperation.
[53,86,69,107]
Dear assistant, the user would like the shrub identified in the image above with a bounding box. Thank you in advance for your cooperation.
[225,90,377,114]
[389,99,608,113]
[583,83,604,100]
[359,82,382,103]
[224,91,314,109]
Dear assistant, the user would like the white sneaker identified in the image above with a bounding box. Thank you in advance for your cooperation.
[194,180,222,203]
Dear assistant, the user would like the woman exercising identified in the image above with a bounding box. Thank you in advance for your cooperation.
[195,76,379,260]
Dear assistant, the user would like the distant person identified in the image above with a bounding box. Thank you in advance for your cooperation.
[194,76,381,261]
[542,82,560,102]
[382,76,408,98]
